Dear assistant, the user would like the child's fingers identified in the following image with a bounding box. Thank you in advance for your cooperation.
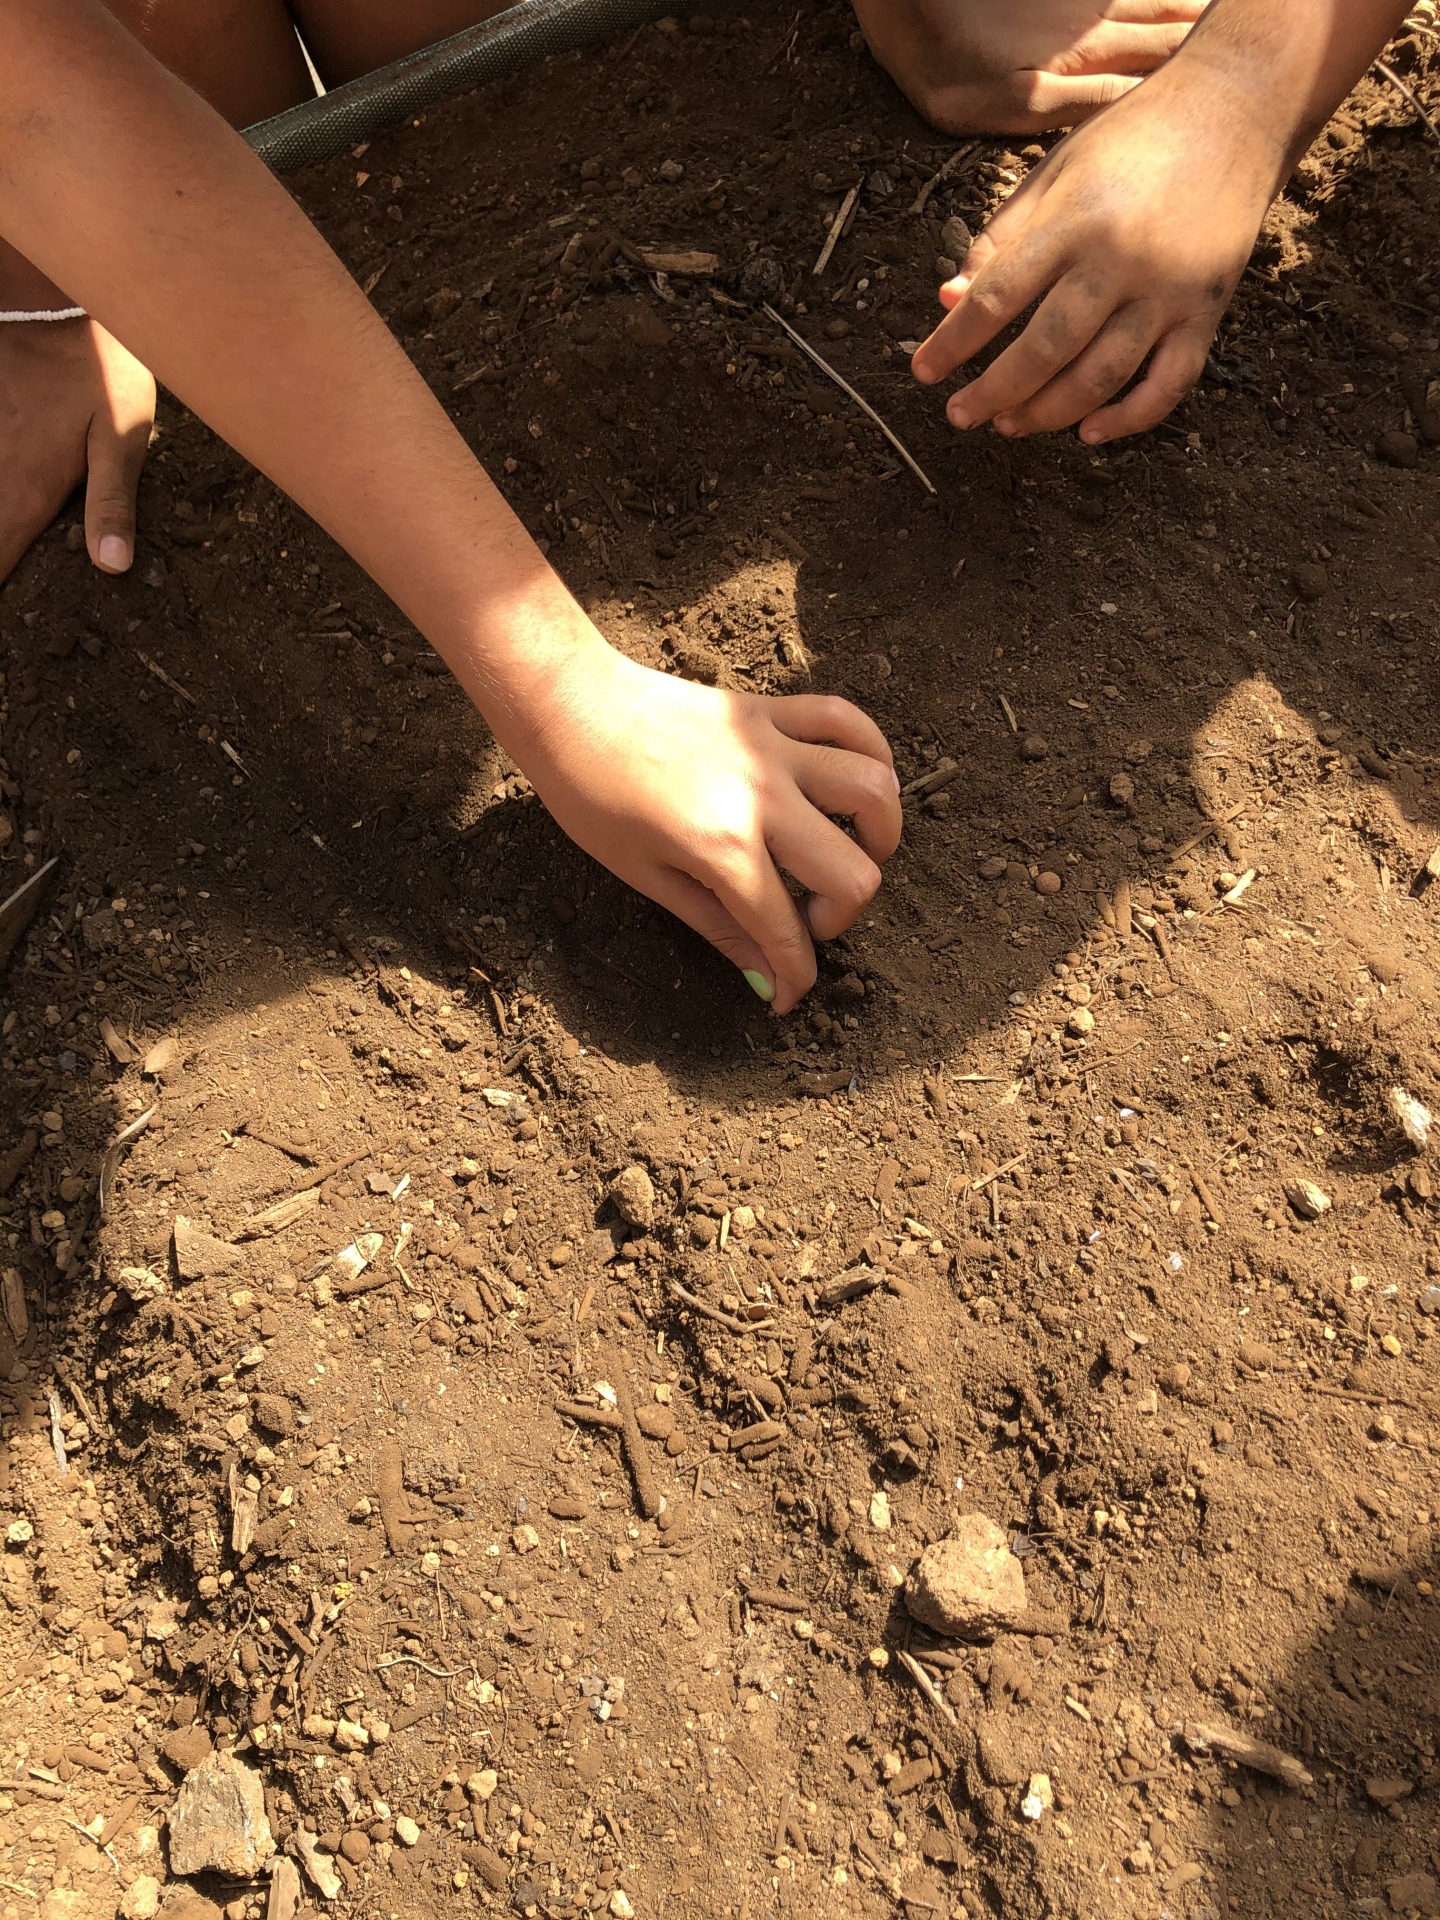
[767,799,884,945]
[991,304,1157,437]
[645,865,791,1005]
[767,692,894,771]
[1016,69,1146,128]
[670,841,819,1014]
[1078,323,1212,443]
[790,742,903,865]
[1107,0,1208,19]
[84,369,154,576]
[1064,17,1198,74]
[945,269,1115,429]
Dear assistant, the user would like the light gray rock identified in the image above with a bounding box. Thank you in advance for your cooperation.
[167,1753,274,1877]
[904,1514,1027,1637]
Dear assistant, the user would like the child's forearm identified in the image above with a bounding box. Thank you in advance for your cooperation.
[0,0,593,755]
[1168,0,1412,171]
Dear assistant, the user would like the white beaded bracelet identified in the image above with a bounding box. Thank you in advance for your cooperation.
[0,306,86,323]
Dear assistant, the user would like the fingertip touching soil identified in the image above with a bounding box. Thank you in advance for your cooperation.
[3,8,1440,1920]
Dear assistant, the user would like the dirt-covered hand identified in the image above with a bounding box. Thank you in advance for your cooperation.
[509,644,901,1013]
[0,319,156,582]
[910,68,1283,442]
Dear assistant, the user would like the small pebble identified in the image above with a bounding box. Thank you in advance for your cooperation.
[1020,733,1049,761]
[1377,429,1419,469]
[1035,870,1062,895]
[394,1816,420,1847]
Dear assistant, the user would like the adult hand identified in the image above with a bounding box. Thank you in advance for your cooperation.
[0,318,156,581]
[514,645,901,1013]
[910,67,1283,442]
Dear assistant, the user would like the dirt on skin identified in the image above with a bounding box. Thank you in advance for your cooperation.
[4,8,1440,1920]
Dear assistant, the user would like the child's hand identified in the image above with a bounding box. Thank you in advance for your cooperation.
[910,68,1282,442]
[0,319,155,581]
[507,643,901,1013]
[852,0,1205,136]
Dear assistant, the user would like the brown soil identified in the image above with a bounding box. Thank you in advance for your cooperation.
[4,9,1440,1920]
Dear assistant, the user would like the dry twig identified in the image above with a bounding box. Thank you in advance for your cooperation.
[1374,58,1440,141]
[669,1278,773,1333]
[812,184,859,275]
[895,1648,959,1726]
[909,141,980,215]
[762,304,937,495]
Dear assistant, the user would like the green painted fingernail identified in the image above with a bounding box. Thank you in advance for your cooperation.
[743,969,774,1002]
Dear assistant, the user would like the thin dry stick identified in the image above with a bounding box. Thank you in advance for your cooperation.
[762,304,937,495]
[909,140,980,215]
[812,184,860,275]
[668,1278,773,1334]
[970,1150,1027,1194]
[1374,57,1440,141]
[895,1648,959,1726]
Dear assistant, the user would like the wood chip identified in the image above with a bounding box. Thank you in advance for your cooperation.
[1182,1719,1312,1790]
[267,1856,303,1920]
[98,1017,134,1066]
[1,1269,27,1343]
[236,1188,322,1239]
[638,248,719,276]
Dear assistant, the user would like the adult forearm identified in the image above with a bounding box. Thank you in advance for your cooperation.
[1169,0,1411,170]
[0,0,589,747]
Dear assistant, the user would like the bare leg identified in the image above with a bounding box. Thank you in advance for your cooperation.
[0,0,307,585]
[851,0,1209,135]
[290,0,515,88]
[106,0,313,124]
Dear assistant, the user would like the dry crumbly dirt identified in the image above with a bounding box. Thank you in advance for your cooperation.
[4,8,1440,1920]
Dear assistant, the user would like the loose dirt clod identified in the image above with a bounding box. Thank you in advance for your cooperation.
[609,1164,656,1230]
[904,1514,1027,1636]
[172,1216,247,1282]
[374,1444,415,1553]
[607,1352,661,1519]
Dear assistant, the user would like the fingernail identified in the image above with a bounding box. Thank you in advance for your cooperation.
[742,969,775,1003]
[948,401,972,429]
[891,768,901,794]
[97,535,131,573]
[994,414,1015,437]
